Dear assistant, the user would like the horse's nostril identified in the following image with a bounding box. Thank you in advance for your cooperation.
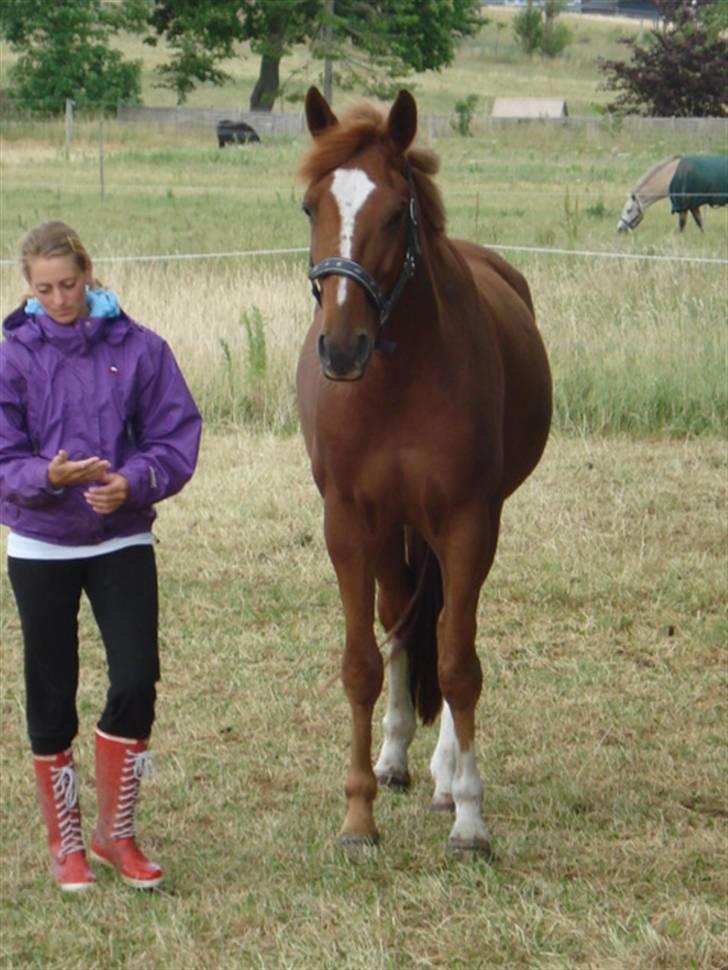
[317,334,327,359]
[356,333,370,360]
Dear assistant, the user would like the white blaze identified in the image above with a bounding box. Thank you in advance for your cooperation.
[331,168,375,306]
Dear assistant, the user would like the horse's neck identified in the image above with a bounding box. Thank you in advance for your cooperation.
[386,234,450,348]
[636,157,680,207]
[391,233,476,356]
[415,234,467,320]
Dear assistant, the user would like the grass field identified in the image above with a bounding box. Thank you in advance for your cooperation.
[0,10,726,969]
[0,432,725,969]
[1,119,726,437]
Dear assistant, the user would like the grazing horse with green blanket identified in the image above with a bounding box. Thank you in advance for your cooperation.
[617,154,728,232]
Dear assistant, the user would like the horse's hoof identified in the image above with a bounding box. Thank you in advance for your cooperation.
[337,831,380,850]
[429,793,455,813]
[446,835,494,860]
[375,769,411,792]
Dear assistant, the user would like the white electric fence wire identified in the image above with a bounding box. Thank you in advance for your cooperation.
[1,243,725,268]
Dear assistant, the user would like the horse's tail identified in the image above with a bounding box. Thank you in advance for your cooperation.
[398,528,443,725]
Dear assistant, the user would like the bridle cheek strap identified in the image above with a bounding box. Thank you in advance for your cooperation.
[308,161,421,339]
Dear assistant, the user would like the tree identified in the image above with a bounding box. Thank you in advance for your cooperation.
[320,0,482,98]
[701,0,728,36]
[245,0,322,110]
[600,0,728,117]
[341,0,481,73]
[0,0,145,112]
[147,1,244,105]
[147,0,483,111]
[513,0,572,58]
[147,0,322,110]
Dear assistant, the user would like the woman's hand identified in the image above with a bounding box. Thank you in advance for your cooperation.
[84,473,130,515]
[48,450,110,488]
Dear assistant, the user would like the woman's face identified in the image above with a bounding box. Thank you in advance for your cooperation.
[26,255,90,325]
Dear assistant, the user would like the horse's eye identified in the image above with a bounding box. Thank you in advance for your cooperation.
[302,203,312,219]
[386,206,405,230]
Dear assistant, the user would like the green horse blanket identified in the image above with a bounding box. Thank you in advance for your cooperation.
[669,154,728,213]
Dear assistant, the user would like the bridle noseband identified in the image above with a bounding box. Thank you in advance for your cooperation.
[308,161,421,349]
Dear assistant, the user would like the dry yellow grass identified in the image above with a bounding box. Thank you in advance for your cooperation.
[3,249,724,437]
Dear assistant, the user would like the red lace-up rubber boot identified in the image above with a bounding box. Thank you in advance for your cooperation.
[90,729,162,889]
[33,749,96,892]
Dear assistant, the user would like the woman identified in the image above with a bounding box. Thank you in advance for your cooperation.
[0,221,202,891]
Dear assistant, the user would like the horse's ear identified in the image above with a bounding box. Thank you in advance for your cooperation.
[305,86,338,138]
[387,90,417,155]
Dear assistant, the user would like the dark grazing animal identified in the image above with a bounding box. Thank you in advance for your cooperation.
[216,120,260,147]
[296,87,552,854]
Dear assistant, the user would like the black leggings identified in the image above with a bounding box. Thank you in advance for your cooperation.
[8,544,159,755]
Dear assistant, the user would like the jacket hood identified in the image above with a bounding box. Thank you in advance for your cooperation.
[3,289,133,353]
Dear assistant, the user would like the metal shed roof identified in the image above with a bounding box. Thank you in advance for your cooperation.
[491,97,568,118]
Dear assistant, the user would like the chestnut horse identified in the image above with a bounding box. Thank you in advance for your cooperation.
[296,87,552,854]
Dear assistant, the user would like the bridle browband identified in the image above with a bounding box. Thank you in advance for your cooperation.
[308,160,421,350]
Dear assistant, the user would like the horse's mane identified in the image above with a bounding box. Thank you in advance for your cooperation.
[297,101,446,233]
[634,154,682,193]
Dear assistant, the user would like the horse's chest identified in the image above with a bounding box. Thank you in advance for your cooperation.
[312,412,498,515]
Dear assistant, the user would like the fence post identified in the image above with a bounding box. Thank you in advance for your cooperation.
[64,98,74,158]
[99,120,105,200]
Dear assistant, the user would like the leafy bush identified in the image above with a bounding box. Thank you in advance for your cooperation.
[1,0,142,112]
[600,0,728,116]
[452,94,479,136]
[513,0,572,58]
[10,46,141,113]
[513,5,543,54]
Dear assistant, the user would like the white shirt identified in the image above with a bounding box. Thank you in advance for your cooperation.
[7,531,154,560]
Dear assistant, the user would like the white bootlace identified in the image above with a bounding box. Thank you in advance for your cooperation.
[112,750,153,840]
[51,764,85,859]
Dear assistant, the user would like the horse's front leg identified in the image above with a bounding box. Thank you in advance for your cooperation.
[436,504,501,856]
[373,530,416,791]
[325,499,383,845]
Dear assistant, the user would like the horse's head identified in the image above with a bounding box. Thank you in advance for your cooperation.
[617,193,643,233]
[300,86,421,381]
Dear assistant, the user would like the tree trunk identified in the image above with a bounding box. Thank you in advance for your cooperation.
[250,54,281,112]
[323,0,334,104]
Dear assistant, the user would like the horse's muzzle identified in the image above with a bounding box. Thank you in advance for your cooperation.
[318,332,374,381]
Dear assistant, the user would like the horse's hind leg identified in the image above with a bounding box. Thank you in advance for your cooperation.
[691,207,704,231]
[678,210,687,231]
[373,531,416,791]
[373,644,415,790]
[429,701,456,812]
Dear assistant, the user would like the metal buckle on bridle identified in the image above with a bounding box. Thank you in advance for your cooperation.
[307,159,421,352]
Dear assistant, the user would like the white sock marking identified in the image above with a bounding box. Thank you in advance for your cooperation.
[430,702,457,804]
[374,643,416,782]
[331,168,375,306]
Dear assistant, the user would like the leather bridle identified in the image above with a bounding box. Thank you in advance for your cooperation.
[308,161,421,347]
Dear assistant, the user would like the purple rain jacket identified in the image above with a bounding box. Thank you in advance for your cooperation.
[0,297,202,546]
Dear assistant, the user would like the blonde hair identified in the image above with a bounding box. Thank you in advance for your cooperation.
[20,221,100,285]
